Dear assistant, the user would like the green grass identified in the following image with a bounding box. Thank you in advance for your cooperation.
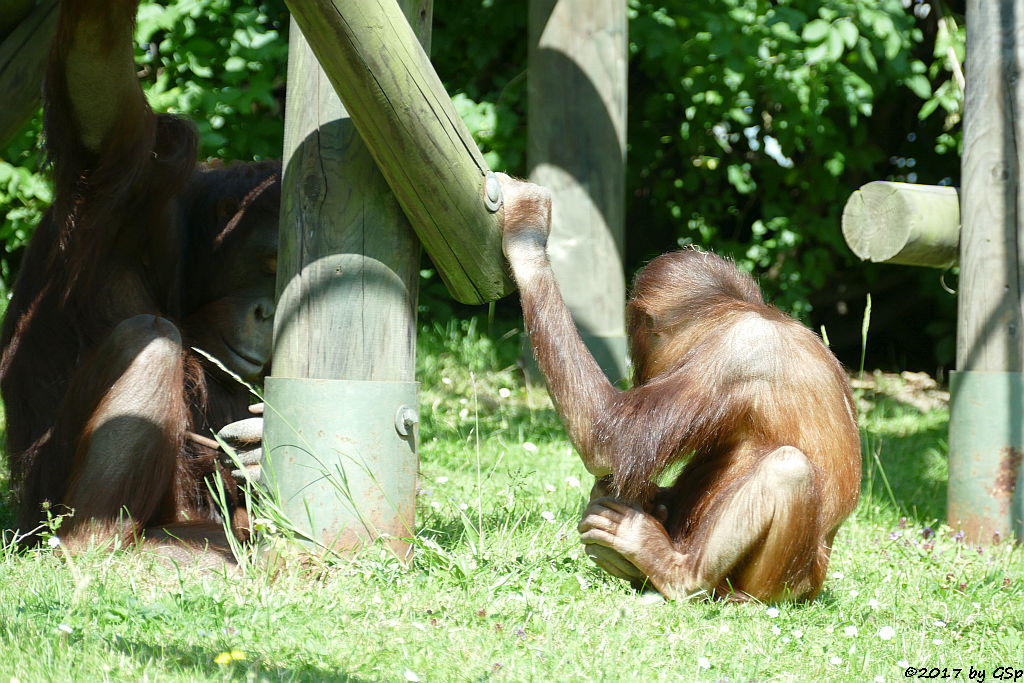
[0,319,1021,682]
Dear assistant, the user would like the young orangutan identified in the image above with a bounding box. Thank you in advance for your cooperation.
[496,173,861,601]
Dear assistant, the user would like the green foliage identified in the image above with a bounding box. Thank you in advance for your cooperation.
[133,0,288,161]
[451,91,523,171]
[919,11,965,126]
[431,1,528,175]
[0,119,47,298]
[625,0,954,316]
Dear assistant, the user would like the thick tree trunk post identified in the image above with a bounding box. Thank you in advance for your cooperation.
[0,0,57,147]
[949,0,1024,544]
[842,181,960,268]
[262,4,430,559]
[527,0,628,382]
[282,0,514,305]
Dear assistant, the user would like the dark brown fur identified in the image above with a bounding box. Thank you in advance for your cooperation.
[0,0,278,551]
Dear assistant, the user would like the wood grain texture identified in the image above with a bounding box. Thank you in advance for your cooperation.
[958,0,1024,372]
[527,0,628,380]
[272,5,427,382]
[283,0,512,305]
[841,181,960,268]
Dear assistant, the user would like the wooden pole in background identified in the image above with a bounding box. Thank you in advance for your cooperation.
[527,0,628,382]
[948,0,1024,544]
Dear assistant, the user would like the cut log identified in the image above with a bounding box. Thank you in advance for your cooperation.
[841,181,960,268]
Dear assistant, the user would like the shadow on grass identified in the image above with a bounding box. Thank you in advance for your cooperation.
[858,392,950,523]
[3,628,372,681]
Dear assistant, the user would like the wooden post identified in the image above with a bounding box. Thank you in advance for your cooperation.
[271,17,424,383]
[842,181,960,268]
[261,3,430,558]
[0,0,57,147]
[527,0,628,382]
[282,0,513,305]
[948,0,1024,543]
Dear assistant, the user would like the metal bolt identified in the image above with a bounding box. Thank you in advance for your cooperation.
[484,171,503,212]
[395,405,419,437]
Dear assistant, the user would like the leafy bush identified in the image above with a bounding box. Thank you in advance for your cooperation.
[628,1,923,314]
[0,120,47,298]
[133,0,288,161]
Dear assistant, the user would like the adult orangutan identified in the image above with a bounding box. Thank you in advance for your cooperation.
[0,0,275,554]
[496,173,861,602]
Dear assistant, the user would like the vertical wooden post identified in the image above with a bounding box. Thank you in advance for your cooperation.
[527,0,628,382]
[262,3,431,558]
[949,0,1024,543]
